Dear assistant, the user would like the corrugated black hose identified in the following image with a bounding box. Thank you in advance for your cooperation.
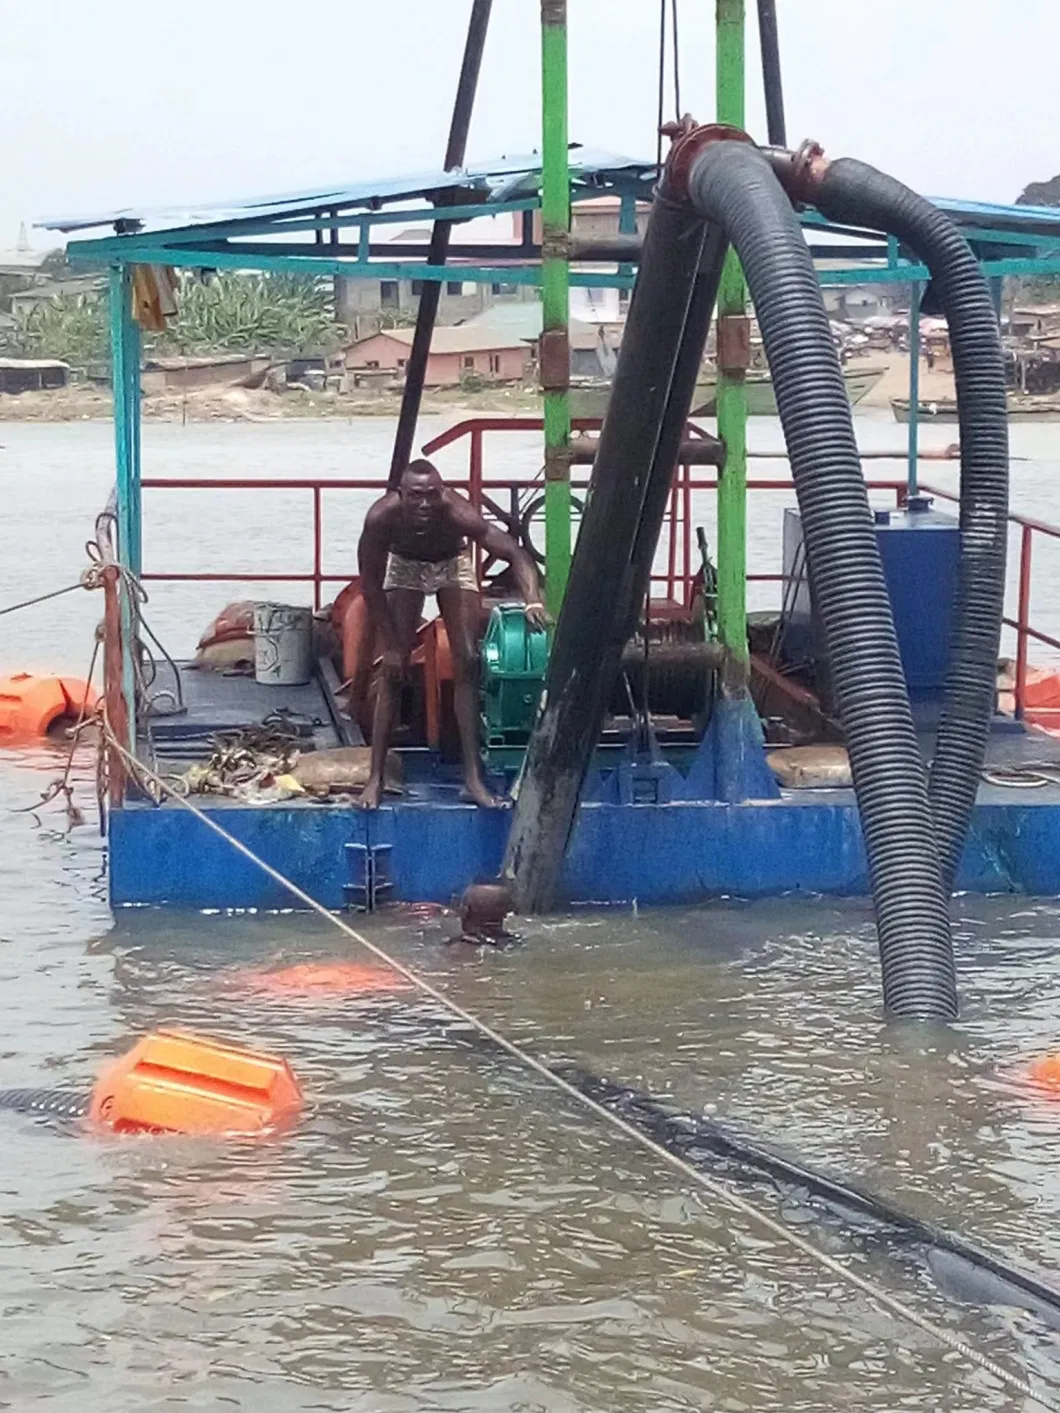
[811,159,1009,893]
[684,141,957,1019]
[0,1088,90,1120]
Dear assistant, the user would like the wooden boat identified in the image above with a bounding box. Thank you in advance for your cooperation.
[569,364,885,419]
[892,394,1060,423]
[692,364,885,417]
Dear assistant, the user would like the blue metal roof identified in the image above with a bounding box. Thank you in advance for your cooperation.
[40,147,656,235]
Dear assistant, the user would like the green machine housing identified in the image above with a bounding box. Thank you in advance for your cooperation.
[481,604,549,747]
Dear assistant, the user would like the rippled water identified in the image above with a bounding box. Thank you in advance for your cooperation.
[3,416,1060,1409]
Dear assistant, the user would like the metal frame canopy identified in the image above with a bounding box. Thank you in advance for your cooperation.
[50,149,656,292]
[45,138,1060,762]
[47,153,1060,290]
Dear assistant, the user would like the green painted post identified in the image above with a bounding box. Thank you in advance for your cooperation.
[715,0,749,683]
[907,282,921,496]
[540,0,571,620]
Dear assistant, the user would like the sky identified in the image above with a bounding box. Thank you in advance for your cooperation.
[2,0,1058,249]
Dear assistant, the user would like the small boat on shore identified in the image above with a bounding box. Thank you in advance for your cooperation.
[692,364,885,417]
[569,364,885,419]
[892,394,1060,423]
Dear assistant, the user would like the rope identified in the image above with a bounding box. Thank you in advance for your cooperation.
[670,0,681,120]
[655,0,667,173]
[98,723,1060,1411]
[0,573,99,617]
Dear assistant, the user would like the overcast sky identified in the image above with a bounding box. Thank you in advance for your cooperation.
[3,0,1058,248]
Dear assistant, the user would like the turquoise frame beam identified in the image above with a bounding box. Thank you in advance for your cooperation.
[71,242,640,289]
[815,256,1060,285]
[108,264,141,752]
[72,242,1060,293]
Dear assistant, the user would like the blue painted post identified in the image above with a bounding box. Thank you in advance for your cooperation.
[109,265,139,751]
[907,282,920,497]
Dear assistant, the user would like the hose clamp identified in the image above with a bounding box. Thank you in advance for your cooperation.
[663,123,756,202]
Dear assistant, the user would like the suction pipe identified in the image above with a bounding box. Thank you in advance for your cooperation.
[505,182,727,913]
[669,132,956,1019]
[767,146,1009,893]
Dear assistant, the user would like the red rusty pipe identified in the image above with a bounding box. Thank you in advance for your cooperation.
[102,565,127,809]
[1015,524,1033,721]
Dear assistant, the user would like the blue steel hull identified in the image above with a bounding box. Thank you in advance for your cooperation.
[109,795,1060,909]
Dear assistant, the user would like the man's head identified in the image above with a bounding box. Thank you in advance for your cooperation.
[399,459,444,527]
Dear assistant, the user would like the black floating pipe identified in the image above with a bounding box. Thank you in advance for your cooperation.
[562,1067,1060,1327]
[755,0,787,147]
[387,0,493,488]
[678,136,955,1019]
[626,235,727,629]
[505,188,721,912]
[783,155,1008,894]
[0,1088,90,1119]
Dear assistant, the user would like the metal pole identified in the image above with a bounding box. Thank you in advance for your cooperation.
[907,281,920,496]
[388,0,494,486]
[715,0,749,686]
[755,0,786,147]
[109,264,138,754]
[540,0,572,619]
[505,190,714,912]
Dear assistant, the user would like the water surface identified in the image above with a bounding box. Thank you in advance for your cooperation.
[2,416,1060,1409]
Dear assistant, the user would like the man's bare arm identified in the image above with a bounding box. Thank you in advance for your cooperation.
[450,499,546,624]
[358,501,400,650]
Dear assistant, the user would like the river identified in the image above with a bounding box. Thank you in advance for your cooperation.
[2,413,1060,1410]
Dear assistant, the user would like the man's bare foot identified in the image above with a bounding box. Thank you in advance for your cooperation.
[358,777,384,809]
[462,779,509,809]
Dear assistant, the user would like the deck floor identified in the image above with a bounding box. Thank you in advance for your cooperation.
[144,660,355,770]
[136,664,1060,809]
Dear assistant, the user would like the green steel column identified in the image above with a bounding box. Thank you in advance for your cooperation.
[907,282,921,496]
[540,0,571,619]
[715,0,749,680]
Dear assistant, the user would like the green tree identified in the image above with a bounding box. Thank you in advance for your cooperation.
[2,291,110,372]
[153,271,347,357]
[0,270,349,374]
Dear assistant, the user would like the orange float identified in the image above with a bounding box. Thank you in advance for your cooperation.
[0,673,98,741]
[1024,1052,1060,1095]
[88,1030,304,1135]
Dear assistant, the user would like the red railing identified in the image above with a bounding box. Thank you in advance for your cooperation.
[137,417,1057,718]
[918,482,1060,720]
[139,418,731,610]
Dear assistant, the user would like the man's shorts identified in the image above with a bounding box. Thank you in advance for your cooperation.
[382,548,478,596]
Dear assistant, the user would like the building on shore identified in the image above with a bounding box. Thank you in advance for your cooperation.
[0,357,69,394]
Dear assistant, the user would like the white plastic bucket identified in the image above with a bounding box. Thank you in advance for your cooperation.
[254,603,313,686]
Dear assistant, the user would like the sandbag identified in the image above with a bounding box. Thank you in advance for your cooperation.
[292,746,402,796]
[192,637,255,673]
[767,744,853,789]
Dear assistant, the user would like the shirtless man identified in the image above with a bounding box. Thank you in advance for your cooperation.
[357,459,547,809]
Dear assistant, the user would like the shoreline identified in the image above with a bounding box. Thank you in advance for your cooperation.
[0,381,546,424]
[0,351,951,424]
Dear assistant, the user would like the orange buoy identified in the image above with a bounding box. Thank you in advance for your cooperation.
[88,1030,304,1135]
[232,960,411,999]
[0,673,98,741]
[1023,1053,1060,1095]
